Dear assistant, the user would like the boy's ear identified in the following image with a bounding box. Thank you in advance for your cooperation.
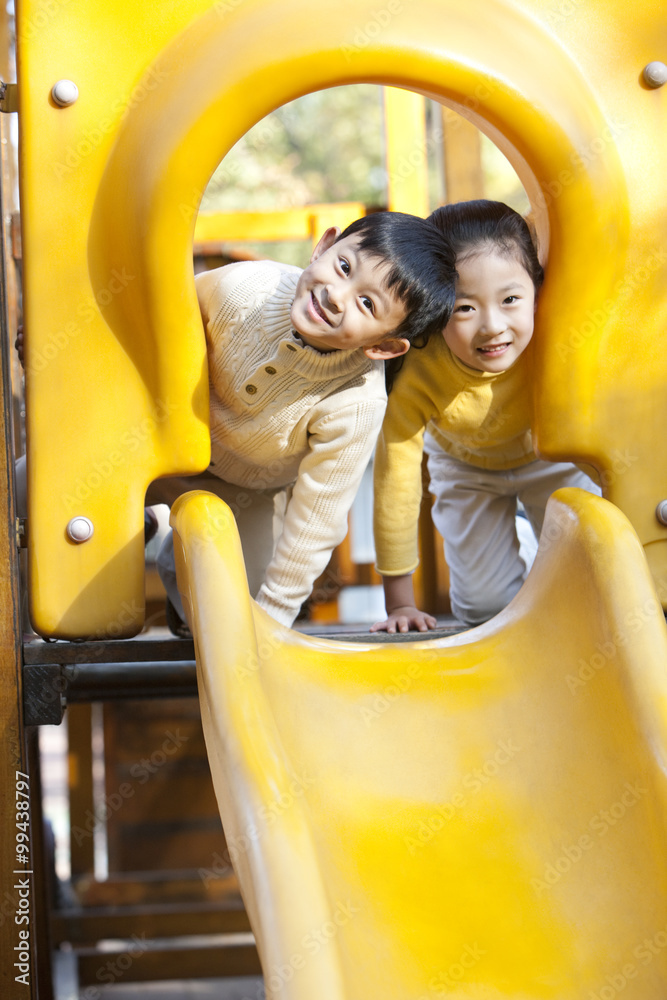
[363,337,410,361]
[310,226,341,262]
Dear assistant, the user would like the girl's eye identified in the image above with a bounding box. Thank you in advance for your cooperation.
[339,257,350,275]
[504,295,519,304]
[455,304,474,313]
[361,296,374,313]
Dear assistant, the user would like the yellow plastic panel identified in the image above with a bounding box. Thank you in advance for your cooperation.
[18,0,215,637]
[194,204,365,246]
[528,1,667,598]
[18,0,666,635]
[172,488,667,998]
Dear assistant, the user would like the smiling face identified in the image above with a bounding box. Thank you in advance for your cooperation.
[443,249,536,372]
[290,230,409,358]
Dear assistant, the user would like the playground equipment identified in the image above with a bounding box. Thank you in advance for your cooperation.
[172,486,667,999]
[1,0,666,996]
[16,0,667,639]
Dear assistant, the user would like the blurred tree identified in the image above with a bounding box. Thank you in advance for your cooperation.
[201,84,387,214]
[199,85,528,266]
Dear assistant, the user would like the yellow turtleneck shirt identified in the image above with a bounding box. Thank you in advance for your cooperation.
[373,333,535,576]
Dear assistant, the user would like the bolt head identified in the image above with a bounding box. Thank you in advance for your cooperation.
[643,62,667,88]
[51,79,79,107]
[67,516,94,542]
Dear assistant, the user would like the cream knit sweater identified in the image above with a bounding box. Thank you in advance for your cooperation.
[196,260,388,625]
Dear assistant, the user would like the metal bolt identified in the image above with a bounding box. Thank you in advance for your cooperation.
[643,62,667,89]
[656,501,667,526]
[51,79,79,107]
[66,516,94,542]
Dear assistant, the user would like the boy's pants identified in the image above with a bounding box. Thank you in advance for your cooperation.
[423,433,601,626]
[14,458,284,624]
[146,472,285,621]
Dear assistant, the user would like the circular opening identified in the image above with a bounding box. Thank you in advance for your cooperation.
[196,84,531,269]
[192,85,535,624]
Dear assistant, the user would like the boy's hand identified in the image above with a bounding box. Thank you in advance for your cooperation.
[370,606,437,634]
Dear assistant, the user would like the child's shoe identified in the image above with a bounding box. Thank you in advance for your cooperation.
[165,597,192,639]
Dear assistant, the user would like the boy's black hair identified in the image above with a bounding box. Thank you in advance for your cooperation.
[428,199,544,293]
[336,211,456,345]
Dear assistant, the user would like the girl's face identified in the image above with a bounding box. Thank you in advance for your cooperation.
[443,249,536,372]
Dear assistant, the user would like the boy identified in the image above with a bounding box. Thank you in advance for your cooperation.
[148,211,455,630]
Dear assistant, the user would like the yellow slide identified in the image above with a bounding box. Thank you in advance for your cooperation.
[172,487,667,999]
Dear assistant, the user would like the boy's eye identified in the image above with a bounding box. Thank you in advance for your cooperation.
[361,296,374,313]
[504,295,519,304]
[339,257,351,275]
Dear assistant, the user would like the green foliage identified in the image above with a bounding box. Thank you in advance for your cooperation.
[201,85,386,214]
[199,85,528,267]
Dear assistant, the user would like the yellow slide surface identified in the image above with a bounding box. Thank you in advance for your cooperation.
[172,488,667,999]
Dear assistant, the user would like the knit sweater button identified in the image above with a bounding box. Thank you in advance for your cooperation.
[286,343,297,351]
[245,384,257,395]
[265,366,277,375]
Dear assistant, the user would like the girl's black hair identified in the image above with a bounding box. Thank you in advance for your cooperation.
[428,199,544,293]
[336,211,456,346]
[384,200,543,393]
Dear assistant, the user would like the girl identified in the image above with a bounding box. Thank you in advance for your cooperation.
[371,199,600,633]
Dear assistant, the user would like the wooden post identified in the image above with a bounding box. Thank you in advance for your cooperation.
[383,87,430,218]
[0,168,37,1000]
[441,106,485,203]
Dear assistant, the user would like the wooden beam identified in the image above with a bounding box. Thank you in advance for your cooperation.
[76,938,262,984]
[52,900,250,945]
[441,106,485,203]
[194,203,365,248]
[383,88,430,217]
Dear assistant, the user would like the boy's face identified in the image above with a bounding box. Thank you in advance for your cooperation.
[291,229,410,359]
[442,249,536,372]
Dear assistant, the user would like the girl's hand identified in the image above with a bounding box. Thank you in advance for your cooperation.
[370,606,437,634]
